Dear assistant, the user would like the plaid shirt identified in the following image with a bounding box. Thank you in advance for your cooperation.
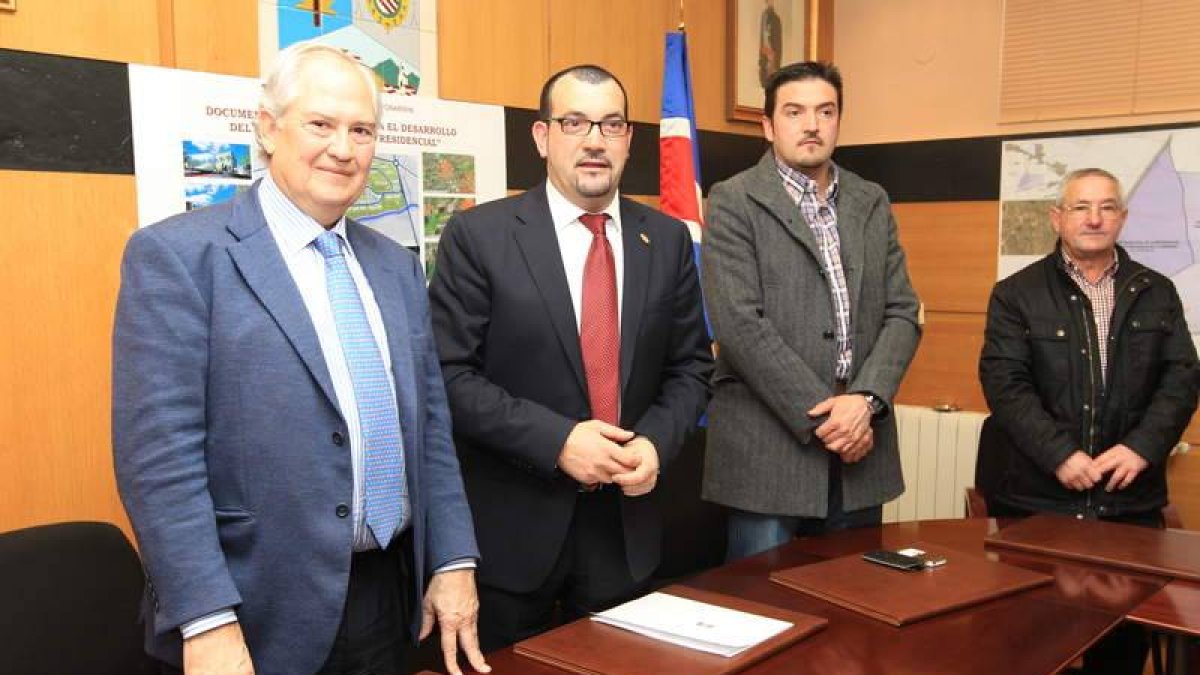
[1062,250,1118,385]
[774,154,853,381]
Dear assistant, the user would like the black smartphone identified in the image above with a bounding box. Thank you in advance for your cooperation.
[861,549,925,571]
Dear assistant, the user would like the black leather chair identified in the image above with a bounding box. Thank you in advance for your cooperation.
[0,521,155,675]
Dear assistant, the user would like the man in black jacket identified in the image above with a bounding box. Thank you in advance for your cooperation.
[979,167,1198,674]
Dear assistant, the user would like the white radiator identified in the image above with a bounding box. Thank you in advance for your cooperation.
[882,405,987,523]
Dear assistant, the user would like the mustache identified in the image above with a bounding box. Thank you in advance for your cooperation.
[576,153,612,167]
[801,133,823,145]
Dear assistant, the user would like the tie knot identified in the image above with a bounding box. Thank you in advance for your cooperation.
[580,213,609,237]
[313,231,343,260]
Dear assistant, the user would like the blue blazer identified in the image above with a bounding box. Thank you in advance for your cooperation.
[112,186,478,675]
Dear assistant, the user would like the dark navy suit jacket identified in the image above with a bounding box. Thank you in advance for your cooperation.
[428,183,712,593]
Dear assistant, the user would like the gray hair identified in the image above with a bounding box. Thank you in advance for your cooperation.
[254,41,381,164]
[1055,168,1124,208]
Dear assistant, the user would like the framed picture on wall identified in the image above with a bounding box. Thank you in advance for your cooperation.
[726,0,821,123]
[0,0,16,11]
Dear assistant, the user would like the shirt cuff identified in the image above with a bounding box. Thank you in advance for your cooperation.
[434,558,478,574]
[180,608,238,640]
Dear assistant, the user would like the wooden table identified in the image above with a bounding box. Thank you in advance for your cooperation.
[1127,580,1200,675]
[454,519,1169,675]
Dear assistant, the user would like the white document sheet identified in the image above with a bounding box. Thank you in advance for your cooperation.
[590,592,793,658]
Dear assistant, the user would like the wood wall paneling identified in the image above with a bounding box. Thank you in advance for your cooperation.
[895,311,987,413]
[0,171,135,542]
[1001,0,1200,122]
[169,0,260,76]
[834,0,1200,145]
[547,0,675,124]
[0,0,163,65]
[437,0,764,137]
[1186,414,1200,449]
[893,201,999,314]
[1168,450,1200,529]
[684,0,748,135]
[437,0,550,110]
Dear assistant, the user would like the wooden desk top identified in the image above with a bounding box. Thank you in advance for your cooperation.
[463,519,1167,675]
[986,514,1200,582]
[1127,580,1200,636]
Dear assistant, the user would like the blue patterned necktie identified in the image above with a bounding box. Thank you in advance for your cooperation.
[313,231,406,549]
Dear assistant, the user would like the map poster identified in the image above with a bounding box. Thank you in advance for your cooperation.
[258,0,439,98]
[998,126,1200,347]
[128,64,505,273]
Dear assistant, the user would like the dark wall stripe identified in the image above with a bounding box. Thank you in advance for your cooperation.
[505,105,1199,203]
[506,106,671,193]
[502,107,544,191]
[0,49,133,174]
[0,46,1193,201]
[504,106,767,196]
[833,137,1001,202]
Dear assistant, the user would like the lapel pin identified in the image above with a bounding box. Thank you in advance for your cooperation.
[639,232,650,245]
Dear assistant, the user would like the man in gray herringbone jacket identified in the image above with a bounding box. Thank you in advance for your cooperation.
[702,61,921,560]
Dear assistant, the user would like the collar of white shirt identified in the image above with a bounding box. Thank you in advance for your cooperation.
[544,179,623,234]
[257,173,351,255]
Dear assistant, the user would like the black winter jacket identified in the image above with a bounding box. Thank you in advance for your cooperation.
[979,245,1198,517]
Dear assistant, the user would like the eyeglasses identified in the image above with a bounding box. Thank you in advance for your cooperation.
[545,116,630,138]
[1059,201,1124,220]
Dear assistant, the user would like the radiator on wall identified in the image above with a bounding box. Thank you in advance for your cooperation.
[882,405,988,523]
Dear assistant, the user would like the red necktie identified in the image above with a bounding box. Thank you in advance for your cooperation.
[579,213,620,425]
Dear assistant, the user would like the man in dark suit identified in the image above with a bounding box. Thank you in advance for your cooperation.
[428,64,713,651]
[702,61,921,560]
[113,42,487,675]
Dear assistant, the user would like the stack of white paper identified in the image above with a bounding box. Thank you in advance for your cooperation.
[590,592,793,658]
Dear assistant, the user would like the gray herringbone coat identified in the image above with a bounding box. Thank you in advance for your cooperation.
[701,151,921,517]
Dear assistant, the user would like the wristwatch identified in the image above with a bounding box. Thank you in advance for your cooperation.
[862,393,886,417]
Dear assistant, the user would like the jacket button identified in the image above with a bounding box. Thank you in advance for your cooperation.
[1080,349,1087,355]
[822,330,834,340]
[1132,320,1141,329]
[331,432,345,446]
[1083,404,1090,411]
[1070,295,1078,301]
[1056,329,1065,337]
[335,503,350,518]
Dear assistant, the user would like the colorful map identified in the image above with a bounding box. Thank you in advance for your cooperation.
[999,127,1200,346]
[348,154,420,246]
[423,153,476,194]
[270,0,423,94]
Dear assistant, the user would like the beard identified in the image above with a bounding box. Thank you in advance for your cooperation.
[575,173,615,198]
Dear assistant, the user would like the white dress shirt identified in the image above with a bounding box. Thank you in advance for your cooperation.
[544,180,625,331]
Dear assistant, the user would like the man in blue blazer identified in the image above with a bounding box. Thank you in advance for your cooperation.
[113,43,486,675]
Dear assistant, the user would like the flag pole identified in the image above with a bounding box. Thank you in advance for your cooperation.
[678,0,685,31]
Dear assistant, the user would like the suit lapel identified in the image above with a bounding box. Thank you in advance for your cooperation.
[835,173,868,308]
[619,199,649,393]
[226,189,341,413]
[348,223,419,459]
[512,185,588,396]
[745,152,821,263]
